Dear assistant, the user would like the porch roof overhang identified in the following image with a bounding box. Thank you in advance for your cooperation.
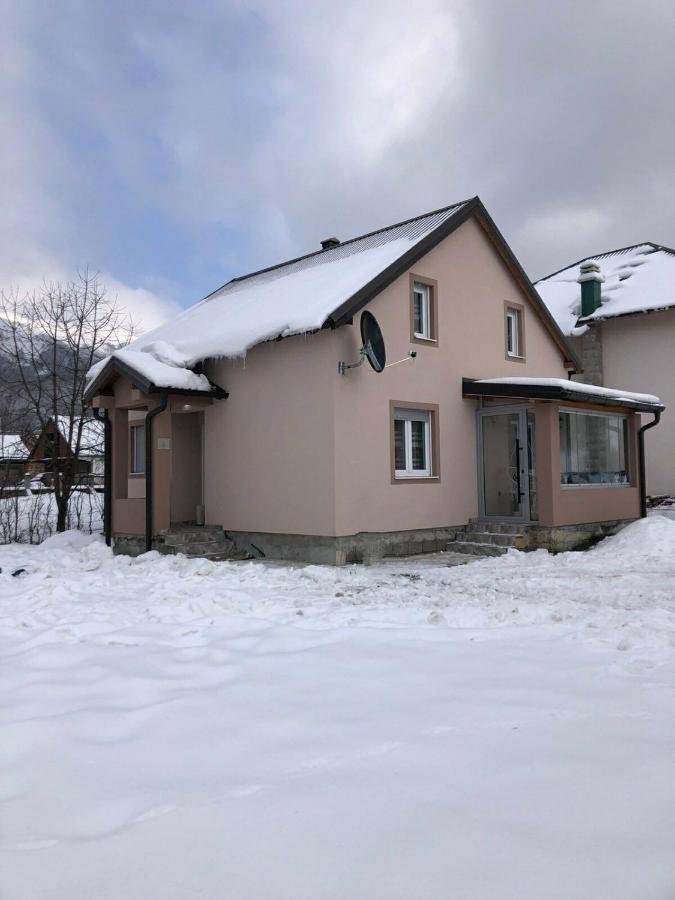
[462,376,665,413]
[84,354,228,404]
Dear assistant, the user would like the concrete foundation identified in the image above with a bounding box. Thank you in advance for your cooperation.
[112,517,634,564]
[224,526,463,565]
[517,518,633,552]
[112,533,148,557]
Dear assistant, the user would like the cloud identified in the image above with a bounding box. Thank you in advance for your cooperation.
[1,0,674,308]
[102,276,181,333]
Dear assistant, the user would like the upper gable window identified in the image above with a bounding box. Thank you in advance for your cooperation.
[410,275,438,345]
[505,303,525,361]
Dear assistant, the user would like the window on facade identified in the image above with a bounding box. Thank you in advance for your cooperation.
[559,410,629,486]
[130,424,146,475]
[394,408,433,477]
[412,282,432,340]
[506,306,523,358]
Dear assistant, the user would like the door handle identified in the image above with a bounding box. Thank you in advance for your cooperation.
[515,439,524,501]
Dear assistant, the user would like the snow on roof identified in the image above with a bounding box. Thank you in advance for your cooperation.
[536,243,675,335]
[475,376,662,408]
[86,345,214,394]
[0,434,29,460]
[87,201,470,391]
[54,416,105,458]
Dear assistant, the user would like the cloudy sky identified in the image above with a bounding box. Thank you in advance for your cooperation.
[2,0,674,329]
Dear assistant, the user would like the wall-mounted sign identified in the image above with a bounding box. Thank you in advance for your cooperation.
[157,438,171,450]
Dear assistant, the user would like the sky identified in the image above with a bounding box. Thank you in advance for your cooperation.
[2,0,674,331]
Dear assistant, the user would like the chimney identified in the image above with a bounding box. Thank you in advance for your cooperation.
[320,236,340,250]
[577,260,604,317]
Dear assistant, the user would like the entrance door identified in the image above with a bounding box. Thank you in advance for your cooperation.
[170,412,204,524]
[478,407,532,520]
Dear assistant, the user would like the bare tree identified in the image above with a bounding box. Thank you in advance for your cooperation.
[0,271,133,532]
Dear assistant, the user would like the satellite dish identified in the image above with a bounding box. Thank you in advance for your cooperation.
[360,311,386,373]
[338,311,387,375]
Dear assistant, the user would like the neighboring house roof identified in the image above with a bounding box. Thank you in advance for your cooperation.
[30,416,104,461]
[62,417,104,459]
[536,242,675,336]
[85,196,580,401]
[0,434,30,460]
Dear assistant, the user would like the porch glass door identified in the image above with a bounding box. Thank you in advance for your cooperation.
[479,408,530,520]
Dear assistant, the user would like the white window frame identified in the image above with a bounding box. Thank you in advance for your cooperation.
[413,282,432,340]
[394,408,432,478]
[506,307,521,357]
[130,424,145,475]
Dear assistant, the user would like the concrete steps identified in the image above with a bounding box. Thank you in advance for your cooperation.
[446,523,528,557]
[158,525,241,561]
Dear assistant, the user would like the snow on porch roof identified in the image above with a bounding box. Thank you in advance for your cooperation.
[535,243,675,336]
[84,345,227,402]
[463,377,664,412]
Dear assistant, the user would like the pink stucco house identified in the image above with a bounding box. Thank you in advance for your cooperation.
[85,197,664,563]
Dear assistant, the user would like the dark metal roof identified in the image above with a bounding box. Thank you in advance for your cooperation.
[462,377,665,413]
[196,197,581,370]
[208,199,472,294]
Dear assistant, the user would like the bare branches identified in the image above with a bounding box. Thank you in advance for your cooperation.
[0,271,133,531]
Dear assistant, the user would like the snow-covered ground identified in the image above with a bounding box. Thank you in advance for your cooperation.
[1,518,674,899]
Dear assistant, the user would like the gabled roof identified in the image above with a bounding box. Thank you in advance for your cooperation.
[0,434,30,460]
[86,196,580,398]
[536,242,675,335]
[27,416,105,461]
[84,345,228,404]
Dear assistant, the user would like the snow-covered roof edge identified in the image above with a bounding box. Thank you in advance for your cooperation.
[84,344,228,404]
[85,197,583,399]
[0,434,30,460]
[463,376,664,412]
[537,241,675,284]
[535,242,675,334]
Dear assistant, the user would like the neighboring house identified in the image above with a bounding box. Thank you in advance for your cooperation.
[0,433,31,487]
[28,416,105,488]
[85,197,663,563]
[536,243,674,497]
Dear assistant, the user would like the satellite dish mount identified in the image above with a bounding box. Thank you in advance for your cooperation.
[339,311,387,376]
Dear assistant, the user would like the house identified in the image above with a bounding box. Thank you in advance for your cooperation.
[0,433,30,487]
[84,197,664,564]
[536,243,675,497]
[28,416,105,488]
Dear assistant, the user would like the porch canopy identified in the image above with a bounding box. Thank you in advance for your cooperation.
[463,376,664,527]
[462,376,664,413]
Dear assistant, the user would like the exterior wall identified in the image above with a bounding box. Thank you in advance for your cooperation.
[109,376,172,537]
[201,216,570,539]
[600,310,675,496]
[331,216,569,535]
[204,329,337,536]
[534,401,640,526]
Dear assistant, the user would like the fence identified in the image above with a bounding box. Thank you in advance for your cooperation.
[0,490,104,544]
